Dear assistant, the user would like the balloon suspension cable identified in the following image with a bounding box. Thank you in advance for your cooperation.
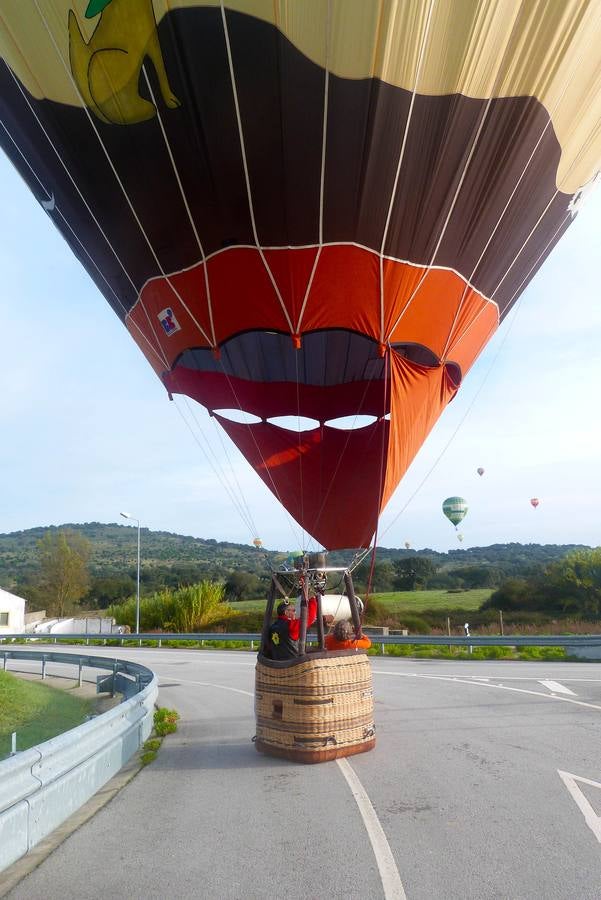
[379,257,545,543]
[172,395,259,540]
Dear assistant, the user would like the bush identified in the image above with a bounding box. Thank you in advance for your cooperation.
[154,707,179,736]
[108,581,232,632]
[396,615,431,633]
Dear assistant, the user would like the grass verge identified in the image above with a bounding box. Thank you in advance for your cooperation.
[0,671,91,760]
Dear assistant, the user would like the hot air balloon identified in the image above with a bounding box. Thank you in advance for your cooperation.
[404,541,411,550]
[477,468,485,477]
[443,497,468,529]
[1,3,599,553]
[252,537,263,549]
[457,533,464,542]
[530,498,540,508]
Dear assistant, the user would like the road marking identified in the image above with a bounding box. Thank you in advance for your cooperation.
[539,680,577,695]
[163,677,254,698]
[373,671,601,713]
[337,758,407,900]
[558,770,601,844]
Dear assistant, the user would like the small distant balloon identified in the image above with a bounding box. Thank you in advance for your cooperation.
[457,533,464,542]
[530,498,540,509]
[404,541,411,550]
[477,467,485,476]
[442,496,468,528]
[253,537,263,548]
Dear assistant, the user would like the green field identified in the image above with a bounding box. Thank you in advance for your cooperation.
[0,671,91,760]
[371,588,492,613]
[232,589,491,616]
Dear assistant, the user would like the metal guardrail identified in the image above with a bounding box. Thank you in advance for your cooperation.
[2,632,601,648]
[0,650,158,873]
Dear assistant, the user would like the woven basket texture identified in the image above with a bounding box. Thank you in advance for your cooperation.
[255,654,375,758]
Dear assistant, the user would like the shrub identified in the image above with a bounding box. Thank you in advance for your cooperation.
[108,580,232,632]
[154,707,179,736]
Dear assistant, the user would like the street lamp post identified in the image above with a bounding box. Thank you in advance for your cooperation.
[120,512,140,635]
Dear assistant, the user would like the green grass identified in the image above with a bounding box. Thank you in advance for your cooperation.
[0,671,91,759]
[233,589,492,616]
[371,588,492,613]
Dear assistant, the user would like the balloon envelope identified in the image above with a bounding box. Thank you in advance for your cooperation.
[530,498,540,508]
[1,3,600,548]
[477,468,485,476]
[442,497,468,528]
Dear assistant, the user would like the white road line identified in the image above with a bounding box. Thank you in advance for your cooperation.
[337,759,407,900]
[161,677,254,698]
[373,671,601,713]
[539,680,577,695]
[558,770,601,844]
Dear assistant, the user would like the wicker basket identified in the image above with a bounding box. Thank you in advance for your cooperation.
[255,651,376,763]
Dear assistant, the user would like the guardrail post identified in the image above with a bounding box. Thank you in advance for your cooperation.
[158,638,162,648]
[2,653,6,671]
[111,661,117,698]
[250,640,254,651]
[10,732,16,756]
[380,643,385,655]
[41,656,46,680]
[78,659,83,688]
[53,637,57,644]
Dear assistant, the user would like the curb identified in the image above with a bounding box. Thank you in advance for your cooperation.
[0,751,143,897]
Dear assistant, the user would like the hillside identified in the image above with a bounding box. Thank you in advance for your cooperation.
[0,523,588,599]
[0,523,282,596]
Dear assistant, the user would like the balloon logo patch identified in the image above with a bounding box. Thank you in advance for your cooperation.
[158,308,181,336]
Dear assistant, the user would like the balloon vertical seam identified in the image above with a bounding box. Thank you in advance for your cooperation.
[219,0,294,335]
[31,0,214,347]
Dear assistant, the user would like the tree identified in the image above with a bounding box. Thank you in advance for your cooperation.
[351,561,396,594]
[483,578,530,611]
[393,557,437,590]
[542,549,601,616]
[37,530,91,617]
[224,571,262,601]
[449,565,502,589]
[83,575,136,609]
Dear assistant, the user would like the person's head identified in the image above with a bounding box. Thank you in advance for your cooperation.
[277,600,295,619]
[333,619,354,642]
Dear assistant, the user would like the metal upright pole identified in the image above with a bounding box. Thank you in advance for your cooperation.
[344,572,362,636]
[136,519,141,636]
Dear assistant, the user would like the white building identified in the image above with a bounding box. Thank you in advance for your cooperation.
[0,588,26,634]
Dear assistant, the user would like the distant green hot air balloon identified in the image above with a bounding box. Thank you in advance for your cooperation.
[442,497,468,529]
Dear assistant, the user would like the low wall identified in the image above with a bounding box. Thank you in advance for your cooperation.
[0,652,157,872]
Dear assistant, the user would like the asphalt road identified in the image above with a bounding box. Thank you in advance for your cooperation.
[5,648,601,900]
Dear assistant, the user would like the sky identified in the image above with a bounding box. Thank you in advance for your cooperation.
[1,150,600,554]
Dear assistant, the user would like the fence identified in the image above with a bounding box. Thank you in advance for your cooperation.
[0,650,157,873]
[2,632,601,658]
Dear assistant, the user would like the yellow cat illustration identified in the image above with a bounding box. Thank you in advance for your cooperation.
[68,0,180,125]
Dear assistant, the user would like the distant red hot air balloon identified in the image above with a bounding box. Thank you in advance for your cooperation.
[530,498,540,508]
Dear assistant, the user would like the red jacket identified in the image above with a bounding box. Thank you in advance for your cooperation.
[283,596,317,640]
